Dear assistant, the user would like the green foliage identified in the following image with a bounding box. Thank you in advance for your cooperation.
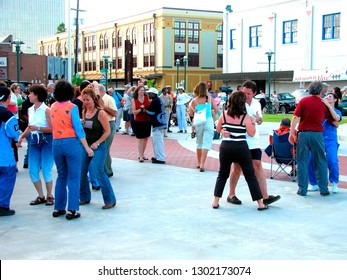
[263,114,347,125]
[146,79,156,88]
[56,23,66,34]
[71,74,86,86]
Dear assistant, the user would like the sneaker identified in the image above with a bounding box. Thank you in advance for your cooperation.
[263,195,281,205]
[308,185,319,192]
[0,207,15,216]
[226,196,242,205]
[191,132,196,139]
[332,183,338,193]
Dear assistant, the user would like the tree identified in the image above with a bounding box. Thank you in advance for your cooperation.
[56,23,66,34]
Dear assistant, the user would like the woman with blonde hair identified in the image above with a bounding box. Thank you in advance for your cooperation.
[188,82,218,172]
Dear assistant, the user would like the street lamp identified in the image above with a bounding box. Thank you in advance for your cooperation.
[108,61,113,86]
[11,39,25,83]
[265,50,274,101]
[102,54,109,88]
[183,55,188,90]
[175,59,180,89]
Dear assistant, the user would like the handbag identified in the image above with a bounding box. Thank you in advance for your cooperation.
[193,107,207,126]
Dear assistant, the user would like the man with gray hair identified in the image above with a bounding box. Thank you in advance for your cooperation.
[289,81,339,196]
[45,82,55,107]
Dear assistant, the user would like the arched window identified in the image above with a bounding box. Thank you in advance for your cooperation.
[117,30,122,47]
[104,34,109,49]
[126,28,131,41]
[99,34,104,50]
[132,27,137,45]
[112,31,116,48]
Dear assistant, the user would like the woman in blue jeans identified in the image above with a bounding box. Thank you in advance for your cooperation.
[18,85,54,206]
[50,80,94,220]
[79,85,116,209]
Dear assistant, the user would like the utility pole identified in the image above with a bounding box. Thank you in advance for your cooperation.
[71,0,86,75]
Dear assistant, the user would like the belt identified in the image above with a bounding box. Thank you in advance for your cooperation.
[165,106,171,108]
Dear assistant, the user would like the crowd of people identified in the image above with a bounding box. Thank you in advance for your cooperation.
[0,78,345,218]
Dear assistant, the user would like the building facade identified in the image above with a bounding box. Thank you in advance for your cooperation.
[0,0,65,54]
[212,0,347,95]
[38,7,224,92]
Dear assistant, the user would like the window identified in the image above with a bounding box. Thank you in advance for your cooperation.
[188,54,199,67]
[117,58,122,69]
[283,20,297,44]
[230,29,235,49]
[323,13,340,40]
[143,24,149,43]
[174,21,186,43]
[144,55,149,67]
[249,25,262,47]
[187,22,199,43]
[132,27,137,45]
[112,31,116,48]
[144,23,155,43]
[104,34,109,49]
[99,35,104,50]
[117,31,122,47]
[217,25,223,68]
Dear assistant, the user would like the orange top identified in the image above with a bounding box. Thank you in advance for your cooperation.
[50,101,78,139]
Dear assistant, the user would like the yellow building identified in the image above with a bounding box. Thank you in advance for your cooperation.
[38,7,223,92]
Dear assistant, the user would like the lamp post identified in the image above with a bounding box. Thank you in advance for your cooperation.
[11,39,25,83]
[101,54,109,88]
[175,59,180,89]
[183,55,188,90]
[108,61,113,86]
[265,50,274,101]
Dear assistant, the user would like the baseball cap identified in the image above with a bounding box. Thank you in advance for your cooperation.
[177,86,184,90]
[125,84,132,89]
[165,85,172,88]
[147,88,158,95]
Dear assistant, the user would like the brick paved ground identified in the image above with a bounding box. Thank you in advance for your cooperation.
[110,131,347,188]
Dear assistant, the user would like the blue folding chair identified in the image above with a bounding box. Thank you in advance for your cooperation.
[270,131,297,182]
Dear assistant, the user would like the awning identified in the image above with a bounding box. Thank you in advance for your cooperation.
[142,73,165,79]
[210,71,294,82]
[293,69,347,82]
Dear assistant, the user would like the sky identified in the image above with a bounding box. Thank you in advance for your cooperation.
[67,0,280,26]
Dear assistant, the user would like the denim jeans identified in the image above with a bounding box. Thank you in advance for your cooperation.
[297,131,328,195]
[88,159,99,186]
[104,120,116,176]
[0,165,17,208]
[176,104,187,131]
[80,142,116,204]
[53,138,82,211]
[28,133,54,183]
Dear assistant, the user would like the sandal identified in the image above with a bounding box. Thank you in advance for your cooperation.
[52,210,66,217]
[45,196,54,206]
[65,210,81,220]
[191,132,196,138]
[30,196,46,205]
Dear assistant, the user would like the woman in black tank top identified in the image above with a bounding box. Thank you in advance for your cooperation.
[212,91,268,211]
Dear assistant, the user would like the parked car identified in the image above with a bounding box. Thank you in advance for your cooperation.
[292,88,309,106]
[338,95,347,116]
[276,92,296,113]
[255,92,295,114]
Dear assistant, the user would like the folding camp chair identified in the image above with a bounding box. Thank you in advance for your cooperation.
[270,131,297,182]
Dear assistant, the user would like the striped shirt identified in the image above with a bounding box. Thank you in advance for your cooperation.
[221,112,247,142]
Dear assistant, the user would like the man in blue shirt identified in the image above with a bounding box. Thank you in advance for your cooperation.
[0,85,20,216]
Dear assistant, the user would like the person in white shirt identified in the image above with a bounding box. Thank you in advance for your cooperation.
[18,85,54,206]
[175,86,191,133]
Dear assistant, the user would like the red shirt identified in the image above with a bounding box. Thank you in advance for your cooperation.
[134,95,150,122]
[294,95,334,132]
